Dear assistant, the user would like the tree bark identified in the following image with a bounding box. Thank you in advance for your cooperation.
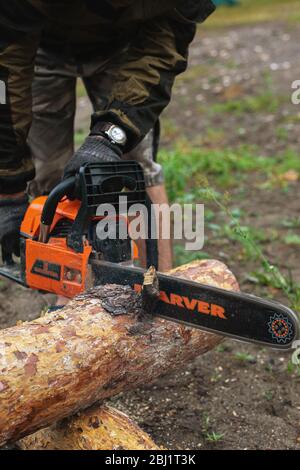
[18,404,160,450]
[0,260,239,445]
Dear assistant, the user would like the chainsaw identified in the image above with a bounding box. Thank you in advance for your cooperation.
[0,162,298,350]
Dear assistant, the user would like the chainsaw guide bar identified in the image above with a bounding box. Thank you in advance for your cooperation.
[92,261,299,351]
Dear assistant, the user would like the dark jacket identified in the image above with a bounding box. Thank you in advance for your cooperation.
[0,0,215,193]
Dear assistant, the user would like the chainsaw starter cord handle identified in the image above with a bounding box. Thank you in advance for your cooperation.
[41,177,76,226]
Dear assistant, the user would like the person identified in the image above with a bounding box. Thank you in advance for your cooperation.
[0,0,215,273]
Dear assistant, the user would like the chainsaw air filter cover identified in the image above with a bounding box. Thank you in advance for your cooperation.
[82,161,146,213]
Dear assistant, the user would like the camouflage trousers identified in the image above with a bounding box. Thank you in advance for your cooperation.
[28,49,164,197]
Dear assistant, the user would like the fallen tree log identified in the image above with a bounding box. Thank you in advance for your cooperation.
[18,404,160,450]
[0,259,239,445]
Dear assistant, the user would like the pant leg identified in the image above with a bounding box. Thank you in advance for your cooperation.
[27,50,77,197]
[123,121,163,187]
[82,57,164,188]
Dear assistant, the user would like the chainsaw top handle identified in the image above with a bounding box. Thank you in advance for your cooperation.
[41,176,77,227]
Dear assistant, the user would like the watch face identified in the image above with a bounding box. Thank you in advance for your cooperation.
[109,126,127,145]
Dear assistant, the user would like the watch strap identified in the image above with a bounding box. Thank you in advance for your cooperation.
[91,121,115,135]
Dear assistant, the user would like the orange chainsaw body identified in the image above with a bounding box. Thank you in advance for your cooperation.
[20,196,138,298]
[0,162,150,298]
[21,197,92,298]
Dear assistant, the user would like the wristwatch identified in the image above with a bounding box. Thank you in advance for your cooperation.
[94,122,127,147]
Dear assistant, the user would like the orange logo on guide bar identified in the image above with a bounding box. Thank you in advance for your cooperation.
[134,284,227,319]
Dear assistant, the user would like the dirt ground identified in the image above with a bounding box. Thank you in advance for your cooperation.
[1,19,300,450]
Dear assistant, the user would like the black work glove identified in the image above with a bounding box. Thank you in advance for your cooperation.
[63,130,122,181]
[0,194,28,262]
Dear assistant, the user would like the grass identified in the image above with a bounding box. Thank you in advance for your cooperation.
[287,360,300,377]
[207,72,283,118]
[210,91,282,116]
[276,126,290,143]
[249,268,300,306]
[234,352,256,363]
[202,416,225,443]
[158,144,300,201]
[203,0,300,29]
[281,217,300,229]
[215,344,227,353]
[284,233,300,246]
[174,246,211,266]
[263,390,275,401]
[176,64,214,84]
[204,186,300,312]
[159,145,300,311]
[205,431,225,443]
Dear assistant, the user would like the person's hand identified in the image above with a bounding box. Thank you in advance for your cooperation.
[63,130,122,181]
[0,193,28,262]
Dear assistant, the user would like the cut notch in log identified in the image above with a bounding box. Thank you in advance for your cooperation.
[0,259,239,446]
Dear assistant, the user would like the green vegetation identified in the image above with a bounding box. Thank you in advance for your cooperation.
[287,360,300,377]
[276,126,290,143]
[281,217,300,229]
[284,233,300,246]
[158,145,300,200]
[204,0,300,29]
[210,91,282,116]
[205,431,225,443]
[159,145,300,312]
[203,186,300,312]
[215,344,227,353]
[174,246,211,266]
[263,390,275,401]
[234,352,256,363]
[202,416,225,443]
